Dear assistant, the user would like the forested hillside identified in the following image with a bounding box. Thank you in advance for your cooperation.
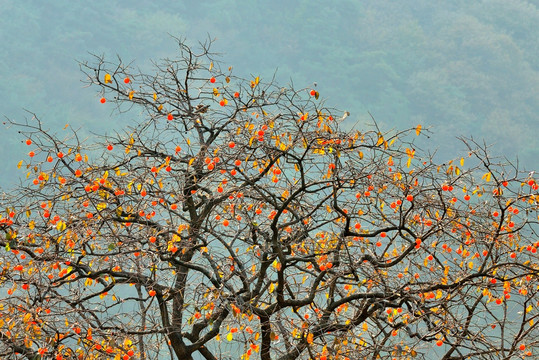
[1,0,538,186]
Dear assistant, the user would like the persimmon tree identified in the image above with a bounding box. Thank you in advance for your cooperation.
[1,39,538,360]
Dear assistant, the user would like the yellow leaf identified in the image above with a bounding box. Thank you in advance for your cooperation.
[17,160,23,169]
[415,124,422,136]
[157,104,163,111]
[128,90,135,100]
[226,332,233,341]
[56,221,66,231]
[209,62,213,71]
[153,93,157,101]
[362,323,368,331]
[104,73,112,84]
[460,157,464,166]
[23,313,32,323]
[250,76,260,88]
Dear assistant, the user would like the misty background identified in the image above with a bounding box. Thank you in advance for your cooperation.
[1,0,538,188]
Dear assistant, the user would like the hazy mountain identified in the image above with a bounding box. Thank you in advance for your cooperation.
[1,0,537,188]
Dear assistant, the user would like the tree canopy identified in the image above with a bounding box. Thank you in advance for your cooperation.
[1,39,538,360]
